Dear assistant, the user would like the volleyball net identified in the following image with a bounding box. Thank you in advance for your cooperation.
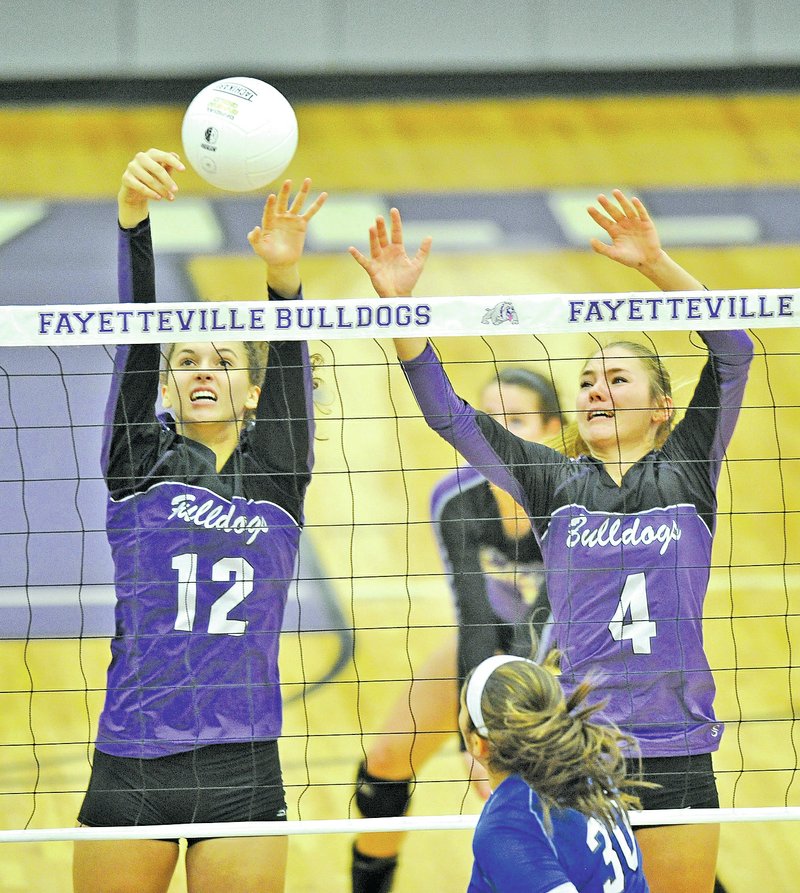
[1,288,799,844]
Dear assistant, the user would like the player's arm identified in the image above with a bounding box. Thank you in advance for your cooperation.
[588,187,754,477]
[401,343,561,527]
[586,187,754,412]
[434,495,504,685]
[349,207,431,361]
[247,179,327,517]
[665,328,753,493]
[102,149,185,487]
[249,333,315,521]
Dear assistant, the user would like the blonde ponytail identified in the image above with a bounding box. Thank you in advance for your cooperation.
[463,653,648,831]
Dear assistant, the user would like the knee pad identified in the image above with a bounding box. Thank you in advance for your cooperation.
[355,761,412,819]
[352,845,398,893]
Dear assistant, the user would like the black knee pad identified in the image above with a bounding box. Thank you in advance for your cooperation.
[352,845,398,893]
[355,761,412,819]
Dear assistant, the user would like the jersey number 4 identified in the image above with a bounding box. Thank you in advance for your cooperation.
[608,572,657,654]
[172,553,253,635]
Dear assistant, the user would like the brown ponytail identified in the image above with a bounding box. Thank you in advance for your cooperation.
[463,653,648,831]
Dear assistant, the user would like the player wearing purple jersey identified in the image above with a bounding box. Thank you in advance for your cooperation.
[351,369,562,893]
[350,191,752,893]
[461,654,649,893]
[73,149,326,893]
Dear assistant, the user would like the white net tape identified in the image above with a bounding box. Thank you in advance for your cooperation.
[0,289,797,346]
[2,807,800,844]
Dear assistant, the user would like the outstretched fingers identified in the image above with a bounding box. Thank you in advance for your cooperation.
[593,189,649,223]
[588,235,615,259]
[587,188,661,269]
[587,189,650,239]
[348,245,371,272]
[630,194,650,222]
[415,235,433,264]
[352,210,432,261]
[586,203,615,236]
[374,215,390,249]
[368,223,383,258]
[610,188,643,220]
[302,188,328,221]
[389,207,405,245]
[595,192,624,222]
[274,178,293,215]
[259,191,278,230]
[259,178,327,229]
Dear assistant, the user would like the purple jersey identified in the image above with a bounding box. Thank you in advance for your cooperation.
[403,333,752,756]
[470,775,649,893]
[96,220,315,758]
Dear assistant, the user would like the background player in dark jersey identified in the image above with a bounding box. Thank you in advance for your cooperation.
[350,192,751,893]
[462,653,650,893]
[73,149,326,893]
[351,368,562,893]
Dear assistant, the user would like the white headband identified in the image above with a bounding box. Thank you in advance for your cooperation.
[465,655,536,737]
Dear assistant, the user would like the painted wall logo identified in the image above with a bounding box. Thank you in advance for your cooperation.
[482,300,519,326]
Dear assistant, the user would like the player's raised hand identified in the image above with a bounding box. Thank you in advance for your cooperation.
[247,178,327,269]
[349,208,432,298]
[588,189,704,291]
[587,189,664,272]
[118,149,185,228]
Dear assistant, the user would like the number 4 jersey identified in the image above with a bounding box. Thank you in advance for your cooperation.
[96,219,315,758]
[402,332,752,756]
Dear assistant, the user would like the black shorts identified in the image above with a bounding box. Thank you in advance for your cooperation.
[626,752,719,829]
[78,740,287,845]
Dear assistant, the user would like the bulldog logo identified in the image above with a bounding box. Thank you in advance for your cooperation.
[482,301,519,326]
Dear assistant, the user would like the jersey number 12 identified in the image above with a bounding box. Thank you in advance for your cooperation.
[172,553,253,635]
[608,572,657,654]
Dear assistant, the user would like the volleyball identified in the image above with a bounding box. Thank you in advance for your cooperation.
[181,77,298,192]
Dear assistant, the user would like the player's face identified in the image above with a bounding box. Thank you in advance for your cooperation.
[576,347,668,456]
[161,342,260,430]
[481,382,559,443]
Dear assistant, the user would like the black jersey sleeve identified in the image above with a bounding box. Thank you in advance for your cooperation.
[434,493,505,685]
[246,286,315,525]
[662,329,753,517]
[101,219,164,494]
[401,344,565,533]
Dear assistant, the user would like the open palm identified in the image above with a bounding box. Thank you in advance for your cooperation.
[349,208,432,298]
[248,178,327,267]
[587,189,663,270]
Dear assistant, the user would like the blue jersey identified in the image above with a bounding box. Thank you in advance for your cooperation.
[469,775,649,893]
[403,333,752,756]
[96,219,315,758]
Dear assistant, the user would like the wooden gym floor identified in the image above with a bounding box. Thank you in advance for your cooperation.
[1,90,799,892]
